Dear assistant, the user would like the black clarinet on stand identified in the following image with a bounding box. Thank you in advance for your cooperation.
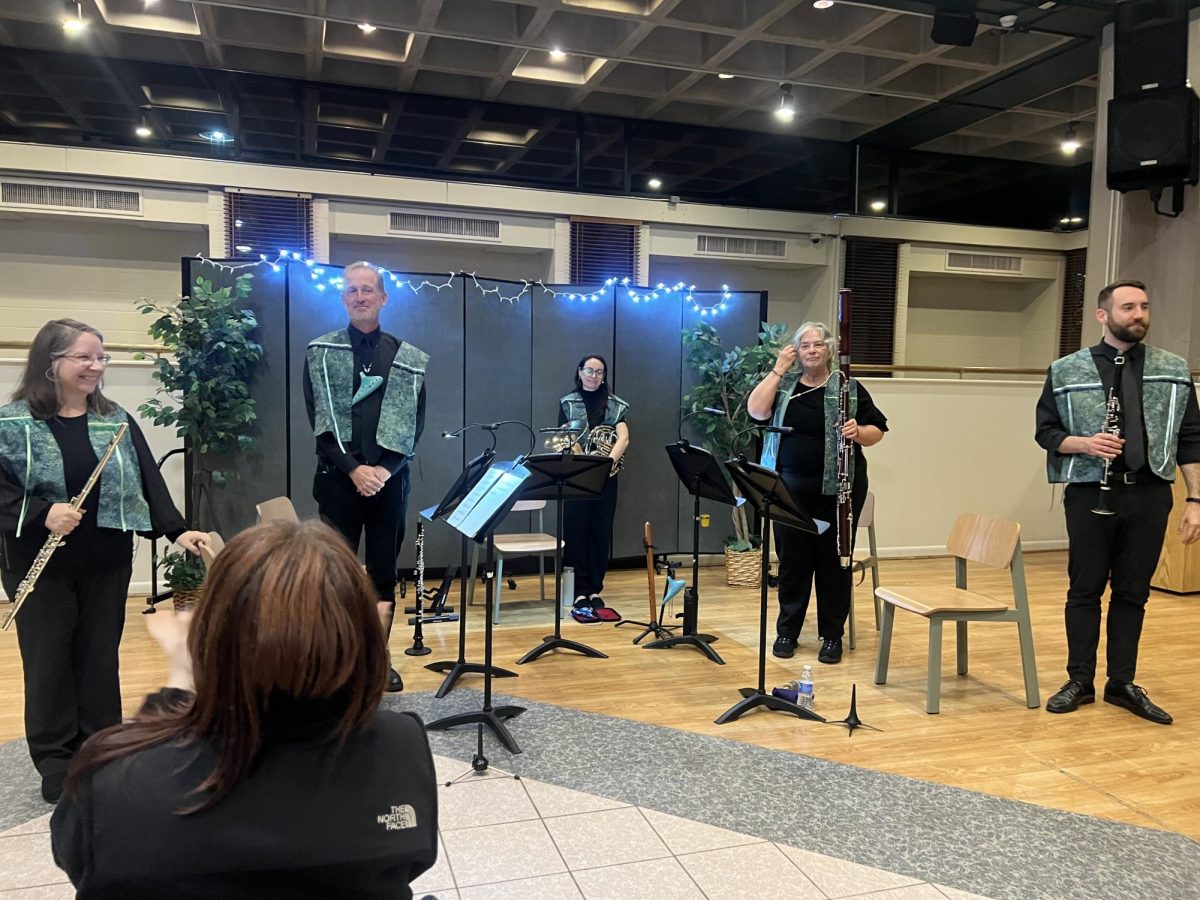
[406,522,431,656]
[1092,354,1124,517]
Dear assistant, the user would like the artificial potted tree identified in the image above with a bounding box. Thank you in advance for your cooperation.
[682,320,789,586]
[136,271,262,532]
[159,549,206,613]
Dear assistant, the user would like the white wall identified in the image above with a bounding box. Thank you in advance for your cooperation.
[330,236,551,282]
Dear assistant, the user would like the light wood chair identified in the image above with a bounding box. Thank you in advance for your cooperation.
[256,496,300,524]
[199,531,225,569]
[467,500,562,624]
[847,490,880,651]
[873,512,1039,714]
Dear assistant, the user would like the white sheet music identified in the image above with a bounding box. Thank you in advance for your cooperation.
[445,460,531,539]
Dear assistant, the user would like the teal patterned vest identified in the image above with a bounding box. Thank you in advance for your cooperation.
[0,401,151,537]
[559,391,629,430]
[1048,344,1191,483]
[306,329,428,458]
[760,373,858,495]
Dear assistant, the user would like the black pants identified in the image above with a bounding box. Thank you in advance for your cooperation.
[1063,479,1172,685]
[314,463,410,602]
[1,562,131,779]
[773,472,865,642]
[563,476,619,598]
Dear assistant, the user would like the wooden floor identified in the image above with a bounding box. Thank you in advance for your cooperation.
[3,551,1198,840]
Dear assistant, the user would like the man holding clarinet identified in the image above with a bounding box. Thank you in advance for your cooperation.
[1036,279,1200,724]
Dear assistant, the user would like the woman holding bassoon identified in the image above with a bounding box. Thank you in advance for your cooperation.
[0,319,206,803]
[747,311,887,664]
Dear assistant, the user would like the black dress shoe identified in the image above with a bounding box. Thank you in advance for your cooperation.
[772,635,797,659]
[1045,680,1095,714]
[386,667,404,693]
[1104,680,1172,725]
[817,638,843,664]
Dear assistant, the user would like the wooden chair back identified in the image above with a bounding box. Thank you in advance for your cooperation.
[256,496,300,524]
[945,512,1020,569]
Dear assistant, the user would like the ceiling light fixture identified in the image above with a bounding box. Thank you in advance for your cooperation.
[774,84,796,123]
[870,200,887,212]
[813,0,835,8]
[549,47,567,61]
[717,73,735,80]
[61,2,87,35]
[235,245,252,253]
[135,123,152,138]
[1070,216,1083,224]
[357,22,376,34]
[1060,121,1081,155]
[648,177,663,190]
[200,130,234,143]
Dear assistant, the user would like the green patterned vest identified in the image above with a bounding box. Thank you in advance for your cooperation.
[306,329,428,458]
[559,391,629,430]
[0,401,151,537]
[1048,344,1191,483]
[760,374,858,495]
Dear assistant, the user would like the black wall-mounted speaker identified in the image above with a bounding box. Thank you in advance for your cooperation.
[931,11,979,47]
[1106,86,1200,191]
[1114,0,1189,97]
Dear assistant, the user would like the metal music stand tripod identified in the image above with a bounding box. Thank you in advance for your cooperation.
[515,452,612,665]
[426,459,531,754]
[716,458,825,725]
[643,441,738,665]
[424,447,518,698]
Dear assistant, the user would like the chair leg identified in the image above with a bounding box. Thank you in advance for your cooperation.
[1016,612,1040,709]
[492,557,504,625]
[874,601,895,685]
[927,618,943,715]
[871,563,881,630]
[956,620,968,675]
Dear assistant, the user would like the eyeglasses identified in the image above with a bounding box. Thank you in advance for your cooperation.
[579,366,605,378]
[797,342,827,352]
[59,354,112,367]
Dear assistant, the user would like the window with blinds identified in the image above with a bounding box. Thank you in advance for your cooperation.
[225,191,313,260]
[842,238,899,368]
[569,219,639,284]
[1058,248,1087,358]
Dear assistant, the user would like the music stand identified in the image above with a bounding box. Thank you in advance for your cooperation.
[424,449,518,698]
[715,458,825,725]
[426,459,530,754]
[642,441,737,665]
[514,452,612,665]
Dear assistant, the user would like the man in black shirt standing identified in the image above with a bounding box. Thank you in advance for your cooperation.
[1035,280,1200,724]
[303,262,427,692]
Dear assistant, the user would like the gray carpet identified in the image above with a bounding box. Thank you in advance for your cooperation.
[3,691,1197,900]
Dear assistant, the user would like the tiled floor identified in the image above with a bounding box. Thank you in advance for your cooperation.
[0,752,989,900]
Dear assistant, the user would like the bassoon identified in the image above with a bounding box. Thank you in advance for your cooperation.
[835,288,854,568]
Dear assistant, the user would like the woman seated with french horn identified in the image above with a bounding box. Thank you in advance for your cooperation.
[557,354,629,620]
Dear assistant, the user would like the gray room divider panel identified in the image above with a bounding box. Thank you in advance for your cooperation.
[611,289,684,559]
[183,258,289,536]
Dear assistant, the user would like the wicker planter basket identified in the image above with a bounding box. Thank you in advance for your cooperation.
[724,547,762,587]
[172,588,202,613]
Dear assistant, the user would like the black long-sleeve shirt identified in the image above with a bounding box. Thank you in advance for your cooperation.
[1034,341,1200,473]
[0,413,187,577]
[302,325,426,477]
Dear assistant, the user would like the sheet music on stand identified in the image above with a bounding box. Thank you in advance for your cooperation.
[421,449,497,524]
[445,459,532,542]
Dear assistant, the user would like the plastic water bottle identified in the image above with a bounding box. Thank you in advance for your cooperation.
[797,665,815,711]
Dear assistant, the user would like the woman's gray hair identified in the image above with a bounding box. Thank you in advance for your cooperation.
[790,321,836,373]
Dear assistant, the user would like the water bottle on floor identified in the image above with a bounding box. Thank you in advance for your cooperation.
[797,665,814,711]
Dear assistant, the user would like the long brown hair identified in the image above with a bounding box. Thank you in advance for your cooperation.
[12,319,117,420]
[67,520,389,812]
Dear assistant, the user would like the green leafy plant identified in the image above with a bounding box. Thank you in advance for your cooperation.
[137,273,262,528]
[682,320,790,550]
[158,549,206,592]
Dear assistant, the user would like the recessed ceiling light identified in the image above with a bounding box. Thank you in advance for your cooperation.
[648,177,663,190]
[1070,217,1083,224]
[200,130,234,143]
[358,22,377,34]
[870,200,886,212]
[1038,1,1056,9]
[61,2,87,35]
[549,47,567,60]
[135,124,152,138]
[1060,121,1081,155]
[235,245,252,253]
[774,84,796,123]
[718,73,735,80]
[814,0,835,8]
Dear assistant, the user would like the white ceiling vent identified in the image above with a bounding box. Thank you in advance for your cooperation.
[945,251,1023,274]
[696,234,786,259]
[0,180,142,216]
[389,211,501,241]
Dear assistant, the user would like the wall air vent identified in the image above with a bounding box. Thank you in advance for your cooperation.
[696,234,786,259]
[945,252,1023,274]
[389,211,501,241]
[0,180,142,216]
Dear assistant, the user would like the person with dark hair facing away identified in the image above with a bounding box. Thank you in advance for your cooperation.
[0,319,207,805]
[303,261,428,693]
[747,322,887,665]
[50,519,439,898]
[1036,279,1200,724]
[558,354,629,621]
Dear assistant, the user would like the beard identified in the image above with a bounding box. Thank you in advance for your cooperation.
[1109,320,1148,343]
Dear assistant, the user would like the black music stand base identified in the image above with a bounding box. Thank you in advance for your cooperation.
[645,631,724,664]
[427,705,526,755]
[828,684,880,736]
[517,635,607,665]
[426,660,518,699]
[716,687,824,725]
[617,618,679,644]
